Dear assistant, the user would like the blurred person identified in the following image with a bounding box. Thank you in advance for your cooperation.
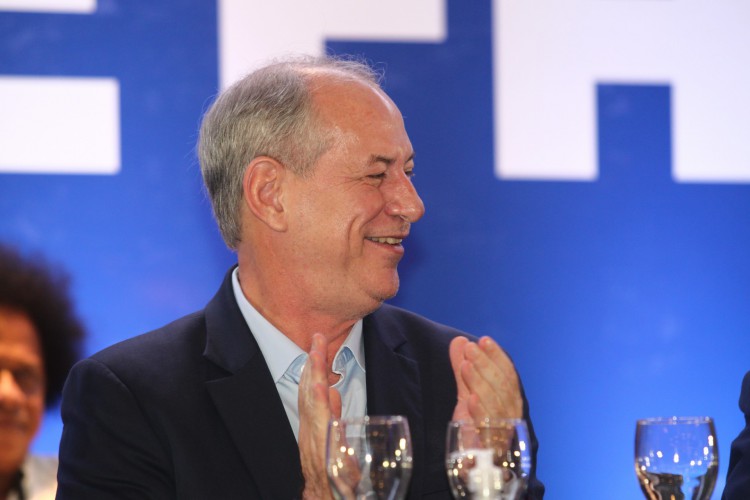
[723,371,750,499]
[0,244,84,500]
[57,55,544,499]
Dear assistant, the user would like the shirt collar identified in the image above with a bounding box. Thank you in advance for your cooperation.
[231,267,365,381]
[340,319,365,373]
[231,268,304,383]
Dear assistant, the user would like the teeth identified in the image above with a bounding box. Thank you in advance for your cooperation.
[368,237,403,245]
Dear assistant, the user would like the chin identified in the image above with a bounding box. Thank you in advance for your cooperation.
[0,449,27,476]
[352,272,400,313]
[372,281,400,304]
[352,285,398,318]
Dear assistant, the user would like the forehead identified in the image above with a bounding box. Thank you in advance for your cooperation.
[310,76,412,155]
[0,307,43,365]
[310,74,394,115]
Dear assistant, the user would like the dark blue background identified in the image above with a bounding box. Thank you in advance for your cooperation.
[2,1,748,498]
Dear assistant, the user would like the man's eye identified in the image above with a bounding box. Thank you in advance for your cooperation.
[367,173,386,180]
[405,169,415,178]
[14,369,42,394]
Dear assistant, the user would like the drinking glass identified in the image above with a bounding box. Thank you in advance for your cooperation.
[635,416,718,500]
[445,418,532,500]
[326,415,413,500]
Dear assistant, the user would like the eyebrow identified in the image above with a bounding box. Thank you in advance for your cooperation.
[367,152,415,166]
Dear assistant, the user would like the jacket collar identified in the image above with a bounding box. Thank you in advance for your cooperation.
[203,267,304,498]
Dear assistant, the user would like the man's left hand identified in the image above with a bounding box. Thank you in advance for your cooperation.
[449,336,523,422]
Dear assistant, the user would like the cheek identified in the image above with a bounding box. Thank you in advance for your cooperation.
[324,202,374,236]
[347,192,387,230]
[27,394,45,434]
[297,190,384,246]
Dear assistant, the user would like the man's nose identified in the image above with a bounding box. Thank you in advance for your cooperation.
[0,369,24,407]
[384,171,425,224]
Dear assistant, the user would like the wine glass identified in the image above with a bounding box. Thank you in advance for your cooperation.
[445,418,532,500]
[326,415,413,500]
[635,416,719,500]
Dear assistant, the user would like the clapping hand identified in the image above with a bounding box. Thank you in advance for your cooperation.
[298,333,342,500]
[449,336,522,422]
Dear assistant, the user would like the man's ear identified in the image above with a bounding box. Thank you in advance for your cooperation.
[242,156,288,232]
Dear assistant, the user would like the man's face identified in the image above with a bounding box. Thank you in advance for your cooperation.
[284,78,425,318]
[0,308,45,476]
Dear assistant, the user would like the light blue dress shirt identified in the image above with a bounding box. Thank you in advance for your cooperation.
[231,268,367,441]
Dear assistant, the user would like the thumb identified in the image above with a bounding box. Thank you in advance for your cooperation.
[449,336,470,398]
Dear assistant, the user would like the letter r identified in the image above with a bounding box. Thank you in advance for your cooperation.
[493,0,750,183]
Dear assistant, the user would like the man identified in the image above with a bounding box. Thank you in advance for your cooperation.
[723,371,750,499]
[0,244,84,499]
[57,55,544,498]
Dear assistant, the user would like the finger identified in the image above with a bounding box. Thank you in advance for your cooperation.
[449,336,470,398]
[460,360,496,416]
[478,336,508,366]
[467,393,487,422]
[298,334,335,499]
[478,336,519,385]
[468,339,520,398]
[301,334,331,414]
[461,350,522,419]
[464,341,502,381]
[310,333,328,377]
[307,335,327,386]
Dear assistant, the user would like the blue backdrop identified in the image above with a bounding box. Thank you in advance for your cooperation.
[2,1,749,498]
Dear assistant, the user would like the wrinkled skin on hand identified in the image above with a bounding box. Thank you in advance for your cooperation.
[449,336,522,423]
[299,334,342,500]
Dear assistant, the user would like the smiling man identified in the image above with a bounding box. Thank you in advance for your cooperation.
[57,56,544,499]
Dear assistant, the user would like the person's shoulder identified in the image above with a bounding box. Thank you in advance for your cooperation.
[99,309,205,354]
[83,309,208,379]
[90,267,241,370]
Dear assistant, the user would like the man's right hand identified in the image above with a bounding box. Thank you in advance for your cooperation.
[298,333,342,499]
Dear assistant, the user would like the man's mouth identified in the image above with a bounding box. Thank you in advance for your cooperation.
[0,417,25,431]
[366,237,403,245]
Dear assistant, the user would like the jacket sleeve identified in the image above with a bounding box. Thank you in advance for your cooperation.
[520,377,545,500]
[723,371,750,500]
[56,358,175,500]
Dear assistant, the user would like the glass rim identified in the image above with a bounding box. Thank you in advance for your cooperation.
[329,415,408,426]
[636,416,714,425]
[448,417,526,427]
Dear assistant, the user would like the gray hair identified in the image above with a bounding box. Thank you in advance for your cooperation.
[197,55,382,249]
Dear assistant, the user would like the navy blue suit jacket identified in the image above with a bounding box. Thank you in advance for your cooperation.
[723,371,750,499]
[57,268,543,499]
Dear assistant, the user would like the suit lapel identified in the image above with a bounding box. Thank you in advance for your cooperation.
[206,360,303,498]
[363,309,426,498]
[203,269,303,498]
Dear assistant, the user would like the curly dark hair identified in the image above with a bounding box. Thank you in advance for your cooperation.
[0,243,85,408]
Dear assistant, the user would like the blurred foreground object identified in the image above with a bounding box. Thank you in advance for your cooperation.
[0,244,84,500]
